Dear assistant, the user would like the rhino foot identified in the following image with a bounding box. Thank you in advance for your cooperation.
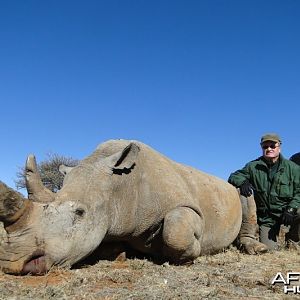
[240,237,268,255]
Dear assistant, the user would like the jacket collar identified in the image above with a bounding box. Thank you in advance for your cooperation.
[258,154,285,169]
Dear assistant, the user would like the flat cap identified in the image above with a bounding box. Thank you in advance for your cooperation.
[260,133,281,144]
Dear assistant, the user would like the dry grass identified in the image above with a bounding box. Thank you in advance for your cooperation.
[1,246,300,300]
[1,223,300,299]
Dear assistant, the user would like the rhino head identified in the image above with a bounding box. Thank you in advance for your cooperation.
[0,143,139,275]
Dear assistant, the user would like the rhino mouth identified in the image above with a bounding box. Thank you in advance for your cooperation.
[21,250,47,275]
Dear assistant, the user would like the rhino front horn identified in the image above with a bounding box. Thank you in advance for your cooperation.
[26,155,55,203]
[0,181,30,225]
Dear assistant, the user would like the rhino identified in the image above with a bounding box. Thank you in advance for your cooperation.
[0,139,242,275]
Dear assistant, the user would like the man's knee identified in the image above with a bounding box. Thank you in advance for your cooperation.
[259,225,279,251]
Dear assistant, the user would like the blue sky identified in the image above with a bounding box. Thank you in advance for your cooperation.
[1,1,299,190]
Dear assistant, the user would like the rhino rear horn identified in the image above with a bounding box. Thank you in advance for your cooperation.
[0,181,30,224]
[26,155,55,203]
[106,143,140,170]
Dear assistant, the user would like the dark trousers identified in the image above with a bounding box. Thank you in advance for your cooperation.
[259,209,300,250]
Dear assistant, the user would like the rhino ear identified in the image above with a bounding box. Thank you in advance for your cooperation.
[59,165,74,176]
[105,143,140,171]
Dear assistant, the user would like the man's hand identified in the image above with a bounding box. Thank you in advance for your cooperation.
[239,180,254,197]
[282,207,297,226]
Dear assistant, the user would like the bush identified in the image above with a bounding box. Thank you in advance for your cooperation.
[15,153,79,192]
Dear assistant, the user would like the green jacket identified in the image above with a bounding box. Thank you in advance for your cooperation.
[228,154,300,226]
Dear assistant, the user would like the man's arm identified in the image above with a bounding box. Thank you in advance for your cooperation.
[228,164,254,197]
[228,164,251,187]
[287,166,300,210]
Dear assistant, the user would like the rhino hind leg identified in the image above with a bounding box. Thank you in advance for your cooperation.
[162,207,203,263]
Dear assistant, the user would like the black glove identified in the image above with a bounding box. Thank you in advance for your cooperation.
[282,207,297,226]
[239,180,254,197]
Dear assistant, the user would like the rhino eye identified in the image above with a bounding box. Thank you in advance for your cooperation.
[75,208,85,217]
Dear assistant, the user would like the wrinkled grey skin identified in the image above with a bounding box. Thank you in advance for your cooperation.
[0,140,242,275]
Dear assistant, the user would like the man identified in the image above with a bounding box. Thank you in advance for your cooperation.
[228,133,300,252]
[290,152,300,166]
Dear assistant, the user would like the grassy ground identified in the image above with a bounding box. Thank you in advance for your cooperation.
[1,222,300,299]
[1,245,300,300]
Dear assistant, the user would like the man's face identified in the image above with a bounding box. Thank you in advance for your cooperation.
[261,141,281,161]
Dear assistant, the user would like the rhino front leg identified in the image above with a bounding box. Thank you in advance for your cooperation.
[162,207,203,262]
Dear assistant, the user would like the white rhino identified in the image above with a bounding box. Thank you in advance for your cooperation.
[0,139,241,275]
